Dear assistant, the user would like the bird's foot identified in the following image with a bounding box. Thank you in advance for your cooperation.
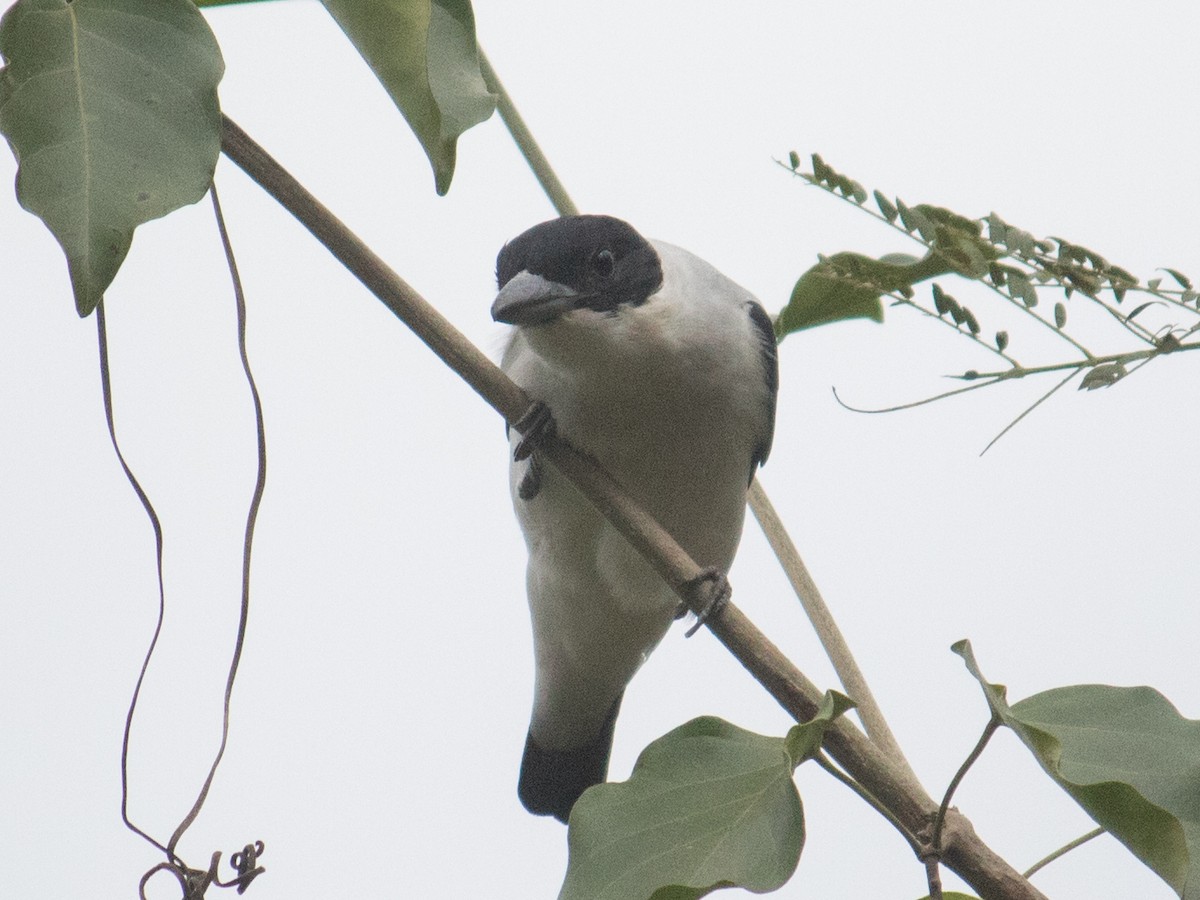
[517,454,544,501]
[681,567,732,637]
[513,401,556,501]
[513,401,556,462]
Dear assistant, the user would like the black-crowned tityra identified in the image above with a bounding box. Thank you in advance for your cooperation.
[491,215,778,823]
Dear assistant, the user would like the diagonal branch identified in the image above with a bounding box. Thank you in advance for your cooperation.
[217,115,1046,900]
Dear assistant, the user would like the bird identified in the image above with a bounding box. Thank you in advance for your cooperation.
[491,214,778,823]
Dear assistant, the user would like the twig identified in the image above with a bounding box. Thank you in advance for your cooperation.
[479,50,580,218]
[1023,827,1105,879]
[978,368,1079,457]
[833,378,1005,415]
[813,753,921,855]
[164,186,269,856]
[97,302,172,861]
[748,480,917,784]
[892,294,1021,367]
[968,343,1199,382]
[934,716,1001,851]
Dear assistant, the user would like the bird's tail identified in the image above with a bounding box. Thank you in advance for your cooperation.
[518,694,624,824]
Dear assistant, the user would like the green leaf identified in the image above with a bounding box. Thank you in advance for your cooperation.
[986,214,1041,258]
[933,225,995,279]
[811,152,831,183]
[321,0,495,195]
[897,199,935,241]
[932,283,950,316]
[1107,264,1138,286]
[0,0,223,315]
[561,717,804,900]
[995,331,1009,352]
[914,204,983,237]
[951,639,1014,723]
[874,189,898,223]
[901,205,996,279]
[1079,362,1127,391]
[1007,269,1039,307]
[1125,301,1159,323]
[954,641,1200,896]
[776,255,887,336]
[1054,302,1067,328]
[1161,267,1193,290]
[962,307,980,335]
[783,690,855,765]
[1011,686,1200,896]
[984,212,1008,245]
[776,252,930,338]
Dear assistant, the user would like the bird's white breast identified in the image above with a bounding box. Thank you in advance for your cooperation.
[502,240,769,608]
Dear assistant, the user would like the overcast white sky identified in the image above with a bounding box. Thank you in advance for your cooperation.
[2,2,1198,898]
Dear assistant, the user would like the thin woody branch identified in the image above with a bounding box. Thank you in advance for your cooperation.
[217,114,1046,900]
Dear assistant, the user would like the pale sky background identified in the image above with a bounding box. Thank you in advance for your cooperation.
[2,2,1198,898]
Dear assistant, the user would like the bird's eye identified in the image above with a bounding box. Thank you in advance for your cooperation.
[591,249,615,279]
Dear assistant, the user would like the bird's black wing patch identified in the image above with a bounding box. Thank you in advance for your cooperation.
[746,301,779,477]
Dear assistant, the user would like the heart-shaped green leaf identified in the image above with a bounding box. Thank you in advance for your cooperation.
[321,0,494,195]
[955,640,1200,897]
[561,717,804,900]
[0,0,223,315]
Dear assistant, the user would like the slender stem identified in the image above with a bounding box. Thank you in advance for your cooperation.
[748,481,920,790]
[1090,295,1158,344]
[970,342,1200,382]
[164,186,269,856]
[833,377,1006,415]
[98,303,172,861]
[479,50,579,218]
[925,857,944,900]
[813,753,921,855]
[892,294,1020,367]
[978,368,1079,457]
[1022,827,1105,879]
[934,716,1001,851]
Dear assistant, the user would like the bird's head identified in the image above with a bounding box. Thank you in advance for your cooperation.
[492,215,664,328]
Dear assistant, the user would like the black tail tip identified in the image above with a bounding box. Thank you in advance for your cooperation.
[518,732,607,824]
[518,698,621,823]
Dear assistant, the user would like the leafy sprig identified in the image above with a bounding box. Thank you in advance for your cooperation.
[780,153,1200,401]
